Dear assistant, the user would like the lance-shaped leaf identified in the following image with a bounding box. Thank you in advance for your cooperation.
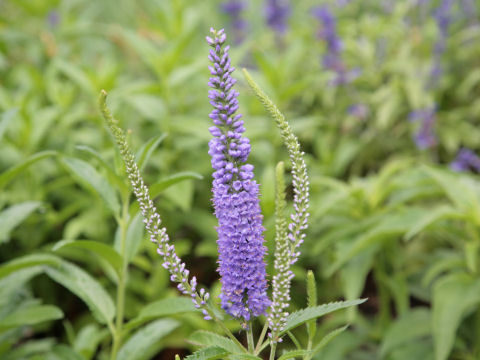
[0,201,42,244]
[282,299,366,334]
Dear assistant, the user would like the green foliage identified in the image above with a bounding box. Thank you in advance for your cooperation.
[2,0,480,359]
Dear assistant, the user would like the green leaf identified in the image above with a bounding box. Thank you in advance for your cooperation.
[311,325,349,356]
[277,350,310,360]
[53,240,123,277]
[189,331,244,354]
[0,151,57,189]
[150,171,203,198]
[282,299,366,334]
[45,258,115,326]
[121,211,145,262]
[185,347,228,360]
[433,273,480,360]
[0,201,42,243]
[135,133,168,171]
[117,319,179,360]
[0,304,63,331]
[49,344,84,360]
[380,308,431,357]
[62,156,120,215]
[0,108,17,142]
[125,296,198,331]
[0,253,59,280]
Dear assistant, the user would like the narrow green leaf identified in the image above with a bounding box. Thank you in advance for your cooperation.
[75,145,128,193]
[282,299,366,334]
[306,270,317,342]
[117,319,179,360]
[0,304,63,330]
[125,296,198,331]
[0,253,59,280]
[0,151,57,189]
[62,156,120,215]
[185,347,228,360]
[45,258,115,325]
[433,273,480,360]
[53,240,123,276]
[135,133,168,171]
[380,308,431,357]
[150,171,203,198]
[311,325,349,356]
[189,331,244,354]
[277,350,310,360]
[0,201,42,243]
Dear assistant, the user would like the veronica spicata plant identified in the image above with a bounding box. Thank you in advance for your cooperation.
[100,28,364,360]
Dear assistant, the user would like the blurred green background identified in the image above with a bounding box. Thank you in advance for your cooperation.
[2,0,480,359]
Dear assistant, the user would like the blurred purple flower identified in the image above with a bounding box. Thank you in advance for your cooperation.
[427,0,454,87]
[312,6,360,86]
[348,103,369,120]
[336,0,352,8]
[265,0,291,35]
[47,10,60,28]
[451,148,480,172]
[221,0,248,44]
[409,108,437,149]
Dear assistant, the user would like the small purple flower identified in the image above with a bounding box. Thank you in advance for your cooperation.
[451,148,480,172]
[409,108,437,149]
[348,103,369,120]
[265,0,291,35]
[206,28,270,321]
[221,0,248,44]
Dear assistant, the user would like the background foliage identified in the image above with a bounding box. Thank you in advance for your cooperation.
[1,0,480,359]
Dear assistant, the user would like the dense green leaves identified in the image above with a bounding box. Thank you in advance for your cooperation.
[117,319,179,360]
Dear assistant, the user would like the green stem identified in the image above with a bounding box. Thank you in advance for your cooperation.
[247,321,255,353]
[110,194,130,360]
[269,342,277,360]
[254,322,269,355]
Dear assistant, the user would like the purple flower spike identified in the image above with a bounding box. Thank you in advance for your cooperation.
[206,28,270,321]
[312,5,359,86]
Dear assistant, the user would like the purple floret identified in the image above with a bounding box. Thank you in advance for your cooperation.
[206,28,270,321]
